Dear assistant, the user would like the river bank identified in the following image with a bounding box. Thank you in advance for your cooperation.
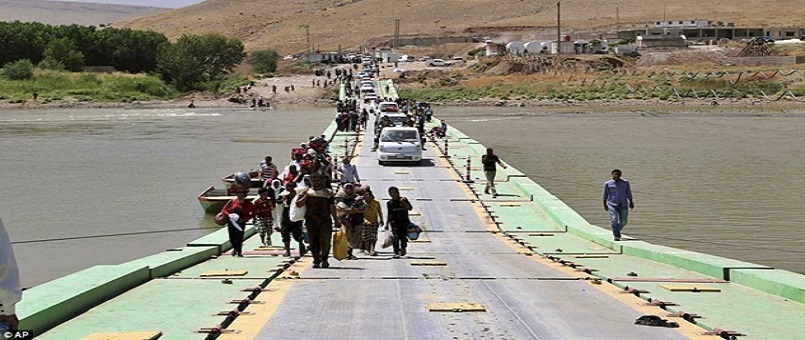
[0,73,338,111]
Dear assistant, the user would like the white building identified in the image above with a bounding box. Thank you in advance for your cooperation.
[654,19,712,29]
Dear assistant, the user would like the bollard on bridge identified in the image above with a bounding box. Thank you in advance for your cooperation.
[463,156,474,183]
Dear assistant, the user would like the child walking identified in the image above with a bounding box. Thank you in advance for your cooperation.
[361,191,383,256]
[253,187,275,246]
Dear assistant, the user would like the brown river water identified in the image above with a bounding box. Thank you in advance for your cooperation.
[2,105,803,287]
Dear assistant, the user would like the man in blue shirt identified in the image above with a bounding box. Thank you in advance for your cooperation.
[602,169,634,241]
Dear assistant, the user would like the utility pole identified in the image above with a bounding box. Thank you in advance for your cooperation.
[616,6,620,32]
[302,25,311,52]
[394,18,401,49]
[663,4,667,21]
[556,2,561,55]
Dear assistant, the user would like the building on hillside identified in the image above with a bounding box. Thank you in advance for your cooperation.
[485,42,506,56]
[302,51,342,63]
[372,48,401,63]
[654,19,712,29]
[619,21,804,42]
[636,35,688,48]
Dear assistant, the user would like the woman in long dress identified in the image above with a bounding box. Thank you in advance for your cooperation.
[334,183,366,260]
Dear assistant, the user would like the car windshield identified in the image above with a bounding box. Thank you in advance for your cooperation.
[381,130,419,142]
[383,115,407,125]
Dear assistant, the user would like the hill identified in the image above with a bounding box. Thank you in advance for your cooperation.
[0,0,166,26]
[117,0,804,54]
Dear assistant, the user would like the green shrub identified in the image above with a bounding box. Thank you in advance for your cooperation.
[38,57,65,71]
[2,59,35,80]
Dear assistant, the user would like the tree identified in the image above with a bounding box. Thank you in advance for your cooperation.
[1,59,35,80]
[248,49,280,73]
[155,41,204,91]
[43,38,85,72]
[0,21,51,65]
[196,33,245,80]
[97,28,168,73]
[156,33,245,91]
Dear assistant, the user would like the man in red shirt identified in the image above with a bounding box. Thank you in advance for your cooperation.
[222,191,257,257]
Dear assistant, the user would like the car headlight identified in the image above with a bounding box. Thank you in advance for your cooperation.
[378,146,385,152]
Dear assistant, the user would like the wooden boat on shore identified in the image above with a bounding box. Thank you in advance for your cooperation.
[197,185,257,214]
[221,171,264,189]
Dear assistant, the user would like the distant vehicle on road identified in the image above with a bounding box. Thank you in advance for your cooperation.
[363,93,378,103]
[427,59,451,67]
[761,36,775,43]
[452,55,464,61]
[398,55,415,62]
[378,102,399,113]
[418,56,431,61]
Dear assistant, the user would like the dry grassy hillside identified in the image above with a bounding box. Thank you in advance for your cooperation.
[118,0,804,54]
[0,0,165,26]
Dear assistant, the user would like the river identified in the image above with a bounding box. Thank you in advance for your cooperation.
[2,105,803,287]
[438,105,805,275]
[0,106,334,287]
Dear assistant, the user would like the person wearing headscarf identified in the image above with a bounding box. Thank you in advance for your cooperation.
[335,183,366,260]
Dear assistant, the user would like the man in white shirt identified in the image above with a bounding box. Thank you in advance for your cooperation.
[336,157,360,186]
[0,218,21,330]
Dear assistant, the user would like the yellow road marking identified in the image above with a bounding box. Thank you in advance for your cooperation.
[199,270,247,277]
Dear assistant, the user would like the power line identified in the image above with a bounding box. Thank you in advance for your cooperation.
[11,227,207,245]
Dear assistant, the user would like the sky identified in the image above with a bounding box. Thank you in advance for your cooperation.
[49,0,205,8]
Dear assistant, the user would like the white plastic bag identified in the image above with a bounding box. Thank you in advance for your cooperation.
[381,229,394,249]
[289,193,306,222]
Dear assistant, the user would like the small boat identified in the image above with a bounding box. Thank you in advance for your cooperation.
[221,171,264,189]
[197,186,257,214]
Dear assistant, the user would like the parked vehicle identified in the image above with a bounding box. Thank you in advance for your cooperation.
[427,59,451,67]
[398,55,415,62]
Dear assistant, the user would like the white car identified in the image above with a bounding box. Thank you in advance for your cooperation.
[379,113,408,126]
[360,83,375,92]
[418,56,431,61]
[427,59,451,67]
[378,101,399,113]
[363,93,378,103]
[377,127,422,165]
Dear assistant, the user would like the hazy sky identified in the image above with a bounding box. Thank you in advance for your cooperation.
[49,0,205,8]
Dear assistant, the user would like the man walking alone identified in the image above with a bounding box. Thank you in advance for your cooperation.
[602,169,634,241]
[481,148,507,198]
